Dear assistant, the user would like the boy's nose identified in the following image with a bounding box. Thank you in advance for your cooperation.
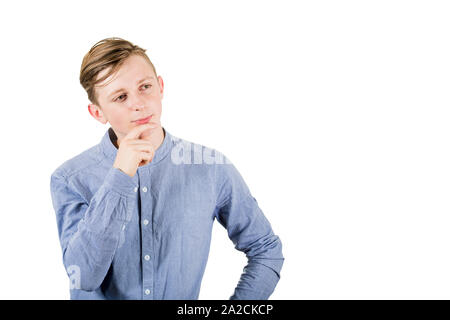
[132,104,145,111]
[128,95,146,110]
[128,99,145,110]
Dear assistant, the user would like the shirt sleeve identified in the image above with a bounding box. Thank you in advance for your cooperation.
[214,157,285,300]
[50,167,137,292]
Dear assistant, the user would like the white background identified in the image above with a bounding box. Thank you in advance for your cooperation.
[0,0,449,299]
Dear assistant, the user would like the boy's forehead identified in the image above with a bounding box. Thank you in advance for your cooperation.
[96,57,155,92]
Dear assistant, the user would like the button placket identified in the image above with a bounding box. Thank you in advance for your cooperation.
[138,169,154,300]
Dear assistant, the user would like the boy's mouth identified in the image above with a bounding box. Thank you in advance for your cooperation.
[133,115,152,124]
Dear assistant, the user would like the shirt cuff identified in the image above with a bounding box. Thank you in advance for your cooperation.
[102,167,138,197]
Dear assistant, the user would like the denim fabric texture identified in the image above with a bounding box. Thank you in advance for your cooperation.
[50,127,284,299]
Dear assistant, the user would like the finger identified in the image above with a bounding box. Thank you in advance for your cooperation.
[127,140,154,146]
[134,144,155,154]
[139,151,154,162]
[124,123,157,140]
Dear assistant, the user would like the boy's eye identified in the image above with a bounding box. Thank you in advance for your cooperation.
[114,84,151,102]
[116,94,127,102]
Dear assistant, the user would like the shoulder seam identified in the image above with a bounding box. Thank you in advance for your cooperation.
[63,146,106,181]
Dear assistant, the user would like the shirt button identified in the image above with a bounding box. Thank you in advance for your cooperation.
[145,289,150,295]
[133,187,138,193]
[144,255,150,261]
[143,219,149,226]
[142,186,148,192]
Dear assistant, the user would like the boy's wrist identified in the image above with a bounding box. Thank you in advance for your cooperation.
[103,166,138,196]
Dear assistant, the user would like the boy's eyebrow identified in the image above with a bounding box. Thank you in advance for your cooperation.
[107,76,155,98]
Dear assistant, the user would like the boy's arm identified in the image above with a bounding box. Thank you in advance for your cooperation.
[214,158,285,300]
[50,167,137,291]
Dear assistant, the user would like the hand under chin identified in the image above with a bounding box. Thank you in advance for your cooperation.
[139,126,159,140]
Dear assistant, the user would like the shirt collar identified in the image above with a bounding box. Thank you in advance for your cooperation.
[100,126,172,167]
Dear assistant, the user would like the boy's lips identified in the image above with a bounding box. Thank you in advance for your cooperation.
[133,115,152,124]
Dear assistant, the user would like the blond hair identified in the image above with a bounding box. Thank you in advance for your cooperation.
[80,37,158,106]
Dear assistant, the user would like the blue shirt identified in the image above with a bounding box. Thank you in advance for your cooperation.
[50,127,284,300]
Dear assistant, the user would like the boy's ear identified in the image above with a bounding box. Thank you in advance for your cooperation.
[88,103,108,124]
[158,75,164,99]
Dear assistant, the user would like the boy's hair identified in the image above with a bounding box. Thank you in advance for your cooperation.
[80,37,158,106]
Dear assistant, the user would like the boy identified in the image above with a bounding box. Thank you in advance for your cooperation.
[50,37,284,300]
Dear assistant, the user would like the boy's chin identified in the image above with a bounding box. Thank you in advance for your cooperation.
[139,127,156,140]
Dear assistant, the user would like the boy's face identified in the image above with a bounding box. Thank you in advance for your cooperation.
[88,54,164,141]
